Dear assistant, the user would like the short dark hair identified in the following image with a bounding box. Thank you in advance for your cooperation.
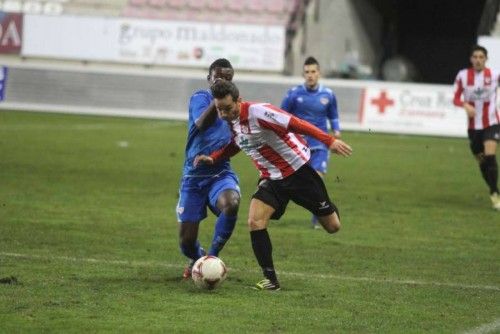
[208,58,233,76]
[304,56,320,67]
[211,80,240,102]
[471,45,488,57]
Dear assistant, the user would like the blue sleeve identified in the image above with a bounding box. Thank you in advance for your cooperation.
[189,91,211,122]
[280,89,293,113]
[328,93,340,131]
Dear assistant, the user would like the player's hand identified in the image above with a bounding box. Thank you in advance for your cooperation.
[464,103,475,118]
[194,155,214,167]
[329,139,352,157]
[333,130,342,138]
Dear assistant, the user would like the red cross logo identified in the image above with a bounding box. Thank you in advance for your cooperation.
[370,90,394,114]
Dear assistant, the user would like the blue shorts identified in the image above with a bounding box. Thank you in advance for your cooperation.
[308,149,330,174]
[176,170,240,223]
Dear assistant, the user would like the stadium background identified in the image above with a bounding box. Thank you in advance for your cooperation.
[1,0,499,333]
[0,0,497,137]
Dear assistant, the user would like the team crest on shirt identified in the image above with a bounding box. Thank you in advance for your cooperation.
[177,206,184,214]
[241,124,249,134]
[485,76,491,85]
[320,97,329,105]
[297,97,304,103]
[473,87,485,98]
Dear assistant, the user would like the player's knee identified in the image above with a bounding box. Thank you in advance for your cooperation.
[218,191,240,216]
[320,213,341,234]
[247,217,267,231]
[325,220,341,234]
[221,198,239,217]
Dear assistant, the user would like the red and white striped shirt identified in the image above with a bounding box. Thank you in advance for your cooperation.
[453,67,500,130]
[211,102,335,180]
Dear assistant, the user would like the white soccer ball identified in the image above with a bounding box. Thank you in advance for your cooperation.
[191,255,227,290]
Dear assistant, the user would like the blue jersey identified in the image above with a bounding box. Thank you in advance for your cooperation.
[182,89,232,177]
[281,84,340,151]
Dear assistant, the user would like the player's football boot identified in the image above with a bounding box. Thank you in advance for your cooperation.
[490,193,500,211]
[182,264,193,279]
[182,248,206,279]
[253,279,281,291]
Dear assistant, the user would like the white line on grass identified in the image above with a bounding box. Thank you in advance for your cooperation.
[462,318,500,334]
[1,251,499,292]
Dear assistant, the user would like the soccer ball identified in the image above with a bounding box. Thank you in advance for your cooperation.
[191,255,227,290]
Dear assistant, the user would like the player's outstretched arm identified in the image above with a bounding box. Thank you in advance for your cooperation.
[329,139,352,157]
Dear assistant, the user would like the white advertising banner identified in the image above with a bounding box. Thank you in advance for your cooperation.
[359,86,468,137]
[22,15,285,71]
[22,15,119,60]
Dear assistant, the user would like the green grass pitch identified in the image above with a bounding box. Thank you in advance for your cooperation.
[0,111,498,333]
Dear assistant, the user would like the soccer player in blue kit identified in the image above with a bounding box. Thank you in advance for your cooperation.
[281,56,341,229]
[176,58,240,278]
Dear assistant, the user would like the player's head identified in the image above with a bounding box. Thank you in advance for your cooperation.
[470,45,487,72]
[211,80,241,121]
[303,56,321,89]
[207,58,234,84]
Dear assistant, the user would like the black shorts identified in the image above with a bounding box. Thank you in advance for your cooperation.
[467,124,500,155]
[252,164,338,220]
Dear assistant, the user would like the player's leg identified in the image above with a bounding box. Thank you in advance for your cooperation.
[248,198,280,290]
[469,129,491,189]
[250,179,288,290]
[308,149,329,229]
[207,172,241,256]
[177,181,208,277]
[288,164,341,233]
[482,125,500,209]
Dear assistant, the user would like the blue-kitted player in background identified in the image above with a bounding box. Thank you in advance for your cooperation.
[281,56,341,229]
[176,58,240,278]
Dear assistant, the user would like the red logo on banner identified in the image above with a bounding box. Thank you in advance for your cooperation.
[0,13,23,54]
[370,90,394,114]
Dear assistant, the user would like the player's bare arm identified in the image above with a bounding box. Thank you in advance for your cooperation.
[463,102,475,118]
[194,101,218,131]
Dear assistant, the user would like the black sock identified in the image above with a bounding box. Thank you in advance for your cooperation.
[250,229,278,283]
[480,160,489,185]
[484,155,499,194]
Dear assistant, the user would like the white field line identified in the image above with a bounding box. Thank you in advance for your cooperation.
[1,251,499,292]
[462,318,500,334]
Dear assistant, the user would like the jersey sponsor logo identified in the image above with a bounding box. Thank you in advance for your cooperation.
[264,111,277,121]
[237,136,262,151]
[472,87,487,99]
[320,97,329,105]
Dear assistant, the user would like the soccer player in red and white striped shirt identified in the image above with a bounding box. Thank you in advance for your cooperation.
[195,80,352,290]
[453,45,500,210]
